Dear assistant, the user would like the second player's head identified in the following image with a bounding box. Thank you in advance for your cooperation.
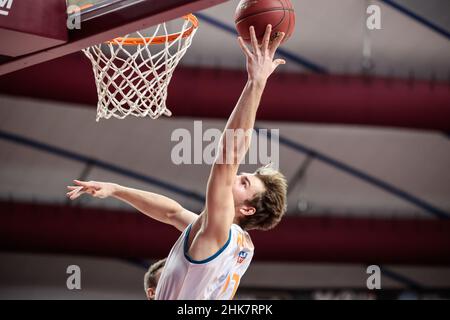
[144,258,167,300]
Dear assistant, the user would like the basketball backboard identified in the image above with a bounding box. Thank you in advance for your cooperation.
[0,0,228,76]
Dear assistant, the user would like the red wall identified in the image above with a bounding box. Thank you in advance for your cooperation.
[1,201,449,265]
[0,53,449,131]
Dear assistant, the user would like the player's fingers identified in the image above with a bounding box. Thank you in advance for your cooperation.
[269,32,285,57]
[70,192,82,200]
[67,186,82,191]
[66,189,81,200]
[73,188,90,199]
[249,26,261,56]
[74,180,101,191]
[273,59,286,68]
[66,188,78,195]
[73,179,89,187]
[68,187,83,194]
[262,24,272,54]
[238,37,253,58]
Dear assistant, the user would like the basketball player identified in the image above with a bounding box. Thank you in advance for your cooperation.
[66,25,287,299]
[144,258,167,300]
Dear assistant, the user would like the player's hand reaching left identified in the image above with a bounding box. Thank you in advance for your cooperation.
[238,24,286,84]
[66,180,117,200]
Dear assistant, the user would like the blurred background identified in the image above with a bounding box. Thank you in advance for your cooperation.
[0,0,449,299]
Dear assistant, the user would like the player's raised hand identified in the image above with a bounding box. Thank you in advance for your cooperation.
[66,180,116,200]
[238,24,286,83]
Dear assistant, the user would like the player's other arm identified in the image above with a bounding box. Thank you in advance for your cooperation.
[66,180,197,232]
[203,25,285,242]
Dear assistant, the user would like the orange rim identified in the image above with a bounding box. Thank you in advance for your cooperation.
[107,14,198,45]
[67,2,94,13]
[79,3,94,10]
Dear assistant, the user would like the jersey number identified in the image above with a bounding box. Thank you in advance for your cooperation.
[222,273,240,299]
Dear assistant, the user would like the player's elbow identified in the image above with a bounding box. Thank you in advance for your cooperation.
[165,205,184,226]
[166,203,184,219]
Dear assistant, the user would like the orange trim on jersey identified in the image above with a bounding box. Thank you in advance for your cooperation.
[237,234,243,247]
[220,274,231,296]
[230,273,240,299]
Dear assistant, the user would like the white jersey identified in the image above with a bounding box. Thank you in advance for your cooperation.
[155,223,254,300]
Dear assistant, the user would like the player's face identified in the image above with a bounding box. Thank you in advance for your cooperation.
[233,173,266,207]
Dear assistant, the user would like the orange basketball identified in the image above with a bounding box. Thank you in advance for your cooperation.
[235,0,296,44]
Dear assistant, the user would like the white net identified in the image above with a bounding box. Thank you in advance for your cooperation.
[82,15,197,121]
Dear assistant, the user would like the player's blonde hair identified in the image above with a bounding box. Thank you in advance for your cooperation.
[239,164,288,231]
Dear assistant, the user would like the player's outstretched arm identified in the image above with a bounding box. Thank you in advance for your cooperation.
[66,180,197,231]
[203,25,285,242]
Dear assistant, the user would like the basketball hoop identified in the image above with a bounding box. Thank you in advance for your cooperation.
[82,14,198,121]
